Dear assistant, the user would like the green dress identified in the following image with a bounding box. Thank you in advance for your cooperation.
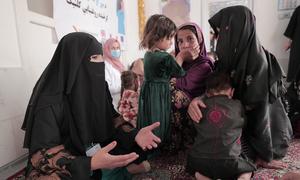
[137,51,185,143]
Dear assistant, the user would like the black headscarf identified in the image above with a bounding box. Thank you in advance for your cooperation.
[209,6,291,161]
[22,32,114,154]
[209,6,285,105]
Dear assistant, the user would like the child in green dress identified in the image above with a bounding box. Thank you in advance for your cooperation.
[137,14,193,145]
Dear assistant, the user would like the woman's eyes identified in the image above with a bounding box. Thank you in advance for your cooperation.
[111,47,120,50]
[177,37,195,44]
[90,55,104,62]
[187,36,196,43]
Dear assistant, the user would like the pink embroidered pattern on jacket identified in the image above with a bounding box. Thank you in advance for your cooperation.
[207,106,225,128]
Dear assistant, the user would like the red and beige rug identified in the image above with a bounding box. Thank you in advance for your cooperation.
[133,139,300,180]
[7,139,300,179]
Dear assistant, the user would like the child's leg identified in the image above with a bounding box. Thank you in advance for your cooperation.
[280,172,300,180]
[126,160,151,174]
[195,172,211,180]
[237,172,252,180]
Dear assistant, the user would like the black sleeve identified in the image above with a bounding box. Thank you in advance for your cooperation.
[106,81,120,119]
[161,53,186,77]
[28,105,95,179]
[67,156,94,179]
[115,127,139,151]
[30,106,62,154]
[284,7,299,39]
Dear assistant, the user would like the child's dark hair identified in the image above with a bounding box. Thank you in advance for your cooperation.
[140,14,177,49]
[121,70,138,96]
[206,72,232,94]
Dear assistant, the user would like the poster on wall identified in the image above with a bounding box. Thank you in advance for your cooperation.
[208,0,252,17]
[160,0,191,27]
[277,0,300,19]
[53,0,125,48]
[278,0,300,11]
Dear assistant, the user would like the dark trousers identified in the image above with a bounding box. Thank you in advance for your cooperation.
[186,154,256,179]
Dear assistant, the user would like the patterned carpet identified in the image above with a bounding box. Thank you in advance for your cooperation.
[7,139,300,179]
[133,139,300,180]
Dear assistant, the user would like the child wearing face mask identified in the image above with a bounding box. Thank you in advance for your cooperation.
[103,38,125,110]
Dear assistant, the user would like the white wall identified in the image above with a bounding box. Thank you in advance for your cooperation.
[123,0,201,67]
[253,0,291,73]
[0,0,143,167]
[123,0,143,68]
[0,0,294,167]
[200,0,291,73]
[0,0,57,167]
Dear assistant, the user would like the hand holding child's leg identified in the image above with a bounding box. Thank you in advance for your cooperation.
[195,172,211,180]
[237,172,252,180]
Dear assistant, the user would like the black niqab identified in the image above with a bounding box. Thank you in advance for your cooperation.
[22,32,114,154]
[209,6,292,161]
[284,6,300,82]
[209,6,284,105]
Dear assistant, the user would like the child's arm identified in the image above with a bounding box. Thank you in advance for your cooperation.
[175,50,191,66]
[175,45,200,65]
[162,53,185,77]
[175,53,184,66]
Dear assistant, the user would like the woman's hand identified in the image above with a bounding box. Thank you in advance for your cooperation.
[190,44,200,60]
[284,38,292,51]
[91,141,139,170]
[135,122,161,150]
[187,97,206,123]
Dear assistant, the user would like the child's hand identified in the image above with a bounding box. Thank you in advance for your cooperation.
[170,77,177,85]
[177,50,193,62]
[177,44,200,62]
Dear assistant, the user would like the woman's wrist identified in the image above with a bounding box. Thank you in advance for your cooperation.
[90,156,98,170]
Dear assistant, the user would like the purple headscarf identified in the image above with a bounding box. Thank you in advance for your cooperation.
[174,22,214,99]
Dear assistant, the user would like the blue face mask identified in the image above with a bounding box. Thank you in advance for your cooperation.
[111,50,121,58]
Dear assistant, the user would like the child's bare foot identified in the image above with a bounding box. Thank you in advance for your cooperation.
[280,171,300,180]
[126,160,151,174]
[195,172,211,180]
[238,172,252,180]
[256,158,288,169]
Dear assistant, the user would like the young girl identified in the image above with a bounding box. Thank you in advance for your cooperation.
[118,70,139,128]
[137,14,192,143]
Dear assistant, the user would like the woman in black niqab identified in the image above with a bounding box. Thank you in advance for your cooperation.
[22,32,160,179]
[209,6,292,167]
[22,32,112,154]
